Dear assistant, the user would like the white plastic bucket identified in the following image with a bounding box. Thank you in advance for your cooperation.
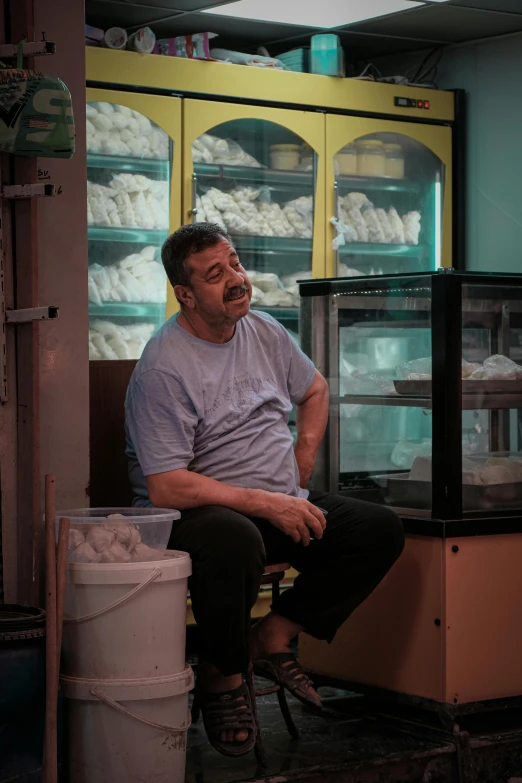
[61,665,193,783]
[62,551,191,679]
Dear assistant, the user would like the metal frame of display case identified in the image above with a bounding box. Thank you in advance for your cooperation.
[300,269,522,536]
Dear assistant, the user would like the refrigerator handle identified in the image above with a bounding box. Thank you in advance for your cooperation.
[189,172,198,223]
[334,179,340,278]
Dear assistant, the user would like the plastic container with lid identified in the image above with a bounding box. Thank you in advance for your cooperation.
[310,34,344,77]
[336,143,357,176]
[355,139,386,177]
[384,143,405,179]
[102,27,128,50]
[270,143,300,171]
[56,507,180,563]
[127,27,156,55]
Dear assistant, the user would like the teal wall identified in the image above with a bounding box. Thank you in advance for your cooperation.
[374,33,522,273]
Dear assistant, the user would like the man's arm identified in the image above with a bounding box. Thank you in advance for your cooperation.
[294,370,329,488]
[147,467,326,546]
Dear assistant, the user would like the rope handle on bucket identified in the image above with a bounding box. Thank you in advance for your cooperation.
[91,687,192,734]
[64,567,162,624]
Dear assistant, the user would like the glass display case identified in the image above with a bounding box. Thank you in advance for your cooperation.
[300,270,522,521]
[86,90,181,361]
[326,115,451,279]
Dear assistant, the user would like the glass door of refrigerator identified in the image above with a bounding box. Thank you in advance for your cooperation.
[182,100,326,345]
[326,116,452,278]
[86,89,182,361]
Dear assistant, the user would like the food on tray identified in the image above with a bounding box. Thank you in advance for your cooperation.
[89,320,155,360]
[87,174,169,230]
[331,194,422,247]
[468,354,522,381]
[397,355,521,382]
[195,185,314,240]
[86,102,169,159]
[409,455,522,486]
[88,246,166,305]
[67,520,161,563]
[192,133,262,167]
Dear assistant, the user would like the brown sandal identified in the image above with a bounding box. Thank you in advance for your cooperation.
[253,652,322,711]
[196,682,257,757]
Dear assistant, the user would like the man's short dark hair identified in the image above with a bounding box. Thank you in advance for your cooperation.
[161,223,231,290]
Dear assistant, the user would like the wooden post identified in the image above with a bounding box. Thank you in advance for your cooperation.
[43,475,58,783]
[56,516,70,672]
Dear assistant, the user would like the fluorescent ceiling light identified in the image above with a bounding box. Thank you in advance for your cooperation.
[201,0,425,29]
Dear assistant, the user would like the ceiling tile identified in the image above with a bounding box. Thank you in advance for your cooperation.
[86,1,183,30]
[270,30,438,59]
[349,5,522,43]
[136,11,312,47]
[448,0,522,13]
[115,0,237,10]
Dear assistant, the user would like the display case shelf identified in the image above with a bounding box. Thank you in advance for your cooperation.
[340,243,426,258]
[233,236,424,258]
[231,235,312,254]
[89,302,166,318]
[252,307,299,321]
[87,153,169,174]
[88,227,168,244]
[195,163,313,189]
[195,165,421,195]
[336,175,421,194]
[337,393,522,411]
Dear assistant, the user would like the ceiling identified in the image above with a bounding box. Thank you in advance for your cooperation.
[85,0,522,61]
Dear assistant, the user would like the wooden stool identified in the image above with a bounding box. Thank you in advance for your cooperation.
[191,562,299,765]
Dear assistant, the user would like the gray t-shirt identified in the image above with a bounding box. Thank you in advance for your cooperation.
[125,311,316,506]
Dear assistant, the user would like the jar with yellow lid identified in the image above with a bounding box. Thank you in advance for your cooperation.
[270,143,300,171]
[335,143,357,176]
[384,143,405,179]
[355,139,385,177]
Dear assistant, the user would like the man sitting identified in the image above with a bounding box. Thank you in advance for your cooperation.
[125,223,404,758]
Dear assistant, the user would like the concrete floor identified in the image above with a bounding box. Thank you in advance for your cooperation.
[185,682,457,783]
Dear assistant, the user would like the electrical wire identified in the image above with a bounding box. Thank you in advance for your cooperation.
[412,47,444,84]
[354,62,384,81]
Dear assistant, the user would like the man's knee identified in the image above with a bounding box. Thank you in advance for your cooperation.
[188,505,266,569]
[332,500,404,566]
[367,505,405,565]
[324,499,404,571]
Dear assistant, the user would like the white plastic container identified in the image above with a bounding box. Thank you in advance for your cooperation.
[102,27,128,50]
[56,507,180,563]
[62,552,191,679]
[61,666,193,783]
[127,27,156,54]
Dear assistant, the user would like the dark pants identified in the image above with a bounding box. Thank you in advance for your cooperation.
[168,491,405,676]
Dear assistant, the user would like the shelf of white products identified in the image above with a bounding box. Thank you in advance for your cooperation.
[87,153,169,174]
[89,302,166,319]
[88,227,168,244]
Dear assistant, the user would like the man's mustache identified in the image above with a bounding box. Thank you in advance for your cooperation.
[224,284,249,301]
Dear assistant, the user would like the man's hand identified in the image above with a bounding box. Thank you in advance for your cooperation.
[261,493,326,546]
[147,469,325,546]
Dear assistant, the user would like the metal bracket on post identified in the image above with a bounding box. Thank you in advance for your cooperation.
[1,184,58,199]
[0,40,55,57]
[5,306,58,324]
[0,305,58,402]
